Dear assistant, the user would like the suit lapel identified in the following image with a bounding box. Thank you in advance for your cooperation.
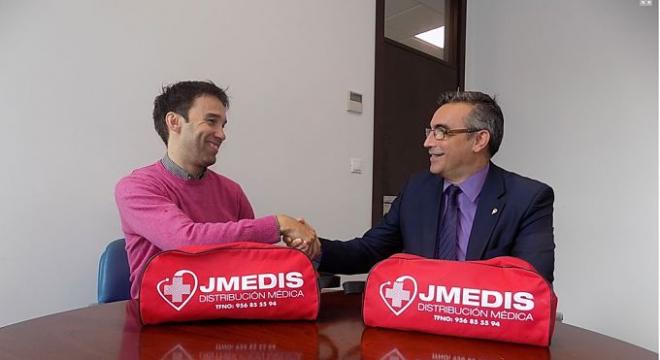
[421,176,443,257]
[466,164,506,260]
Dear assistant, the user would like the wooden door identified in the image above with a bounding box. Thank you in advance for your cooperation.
[372,0,466,225]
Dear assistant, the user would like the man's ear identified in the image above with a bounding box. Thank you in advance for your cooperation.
[472,130,491,153]
[165,112,182,135]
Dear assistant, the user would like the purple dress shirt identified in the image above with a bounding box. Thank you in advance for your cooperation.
[442,163,490,260]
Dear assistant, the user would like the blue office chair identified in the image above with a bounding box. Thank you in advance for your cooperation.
[97,238,132,303]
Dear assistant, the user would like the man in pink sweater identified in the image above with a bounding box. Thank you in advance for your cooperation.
[115,81,317,299]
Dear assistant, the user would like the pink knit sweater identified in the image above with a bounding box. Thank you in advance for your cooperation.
[115,161,279,298]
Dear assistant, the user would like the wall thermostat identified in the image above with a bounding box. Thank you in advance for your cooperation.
[347,91,363,113]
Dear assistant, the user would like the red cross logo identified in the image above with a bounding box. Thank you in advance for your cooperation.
[379,275,418,316]
[157,269,198,311]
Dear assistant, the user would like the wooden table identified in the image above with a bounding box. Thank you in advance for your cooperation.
[0,291,655,359]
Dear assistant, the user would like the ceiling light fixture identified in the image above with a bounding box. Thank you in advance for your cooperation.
[414,26,445,48]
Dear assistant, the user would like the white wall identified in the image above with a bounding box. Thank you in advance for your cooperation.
[0,0,375,325]
[3,0,656,351]
[466,0,657,351]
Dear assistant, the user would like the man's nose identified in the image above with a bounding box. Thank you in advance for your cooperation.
[423,132,435,148]
[215,127,226,141]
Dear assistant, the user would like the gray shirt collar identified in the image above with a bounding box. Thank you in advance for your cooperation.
[161,154,205,180]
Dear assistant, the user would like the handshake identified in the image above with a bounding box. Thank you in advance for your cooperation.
[276,215,321,259]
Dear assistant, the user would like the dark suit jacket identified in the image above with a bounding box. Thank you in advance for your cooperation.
[319,163,555,283]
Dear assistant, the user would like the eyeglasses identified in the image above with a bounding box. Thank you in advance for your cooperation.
[425,127,481,140]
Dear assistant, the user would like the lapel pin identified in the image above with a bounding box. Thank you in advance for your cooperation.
[491,208,498,215]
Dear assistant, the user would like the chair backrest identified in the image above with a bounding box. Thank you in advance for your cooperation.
[97,238,131,303]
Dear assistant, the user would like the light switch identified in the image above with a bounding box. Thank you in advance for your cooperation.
[347,91,363,113]
[350,158,362,174]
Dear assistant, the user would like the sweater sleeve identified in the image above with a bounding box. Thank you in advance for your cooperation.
[115,176,280,250]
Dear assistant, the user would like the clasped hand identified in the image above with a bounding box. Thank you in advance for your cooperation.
[277,215,321,259]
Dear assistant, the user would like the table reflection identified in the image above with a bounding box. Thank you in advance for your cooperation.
[119,301,321,360]
[118,296,552,360]
[360,327,550,360]
[139,323,317,360]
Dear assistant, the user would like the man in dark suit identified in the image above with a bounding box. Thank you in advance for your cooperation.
[315,91,555,283]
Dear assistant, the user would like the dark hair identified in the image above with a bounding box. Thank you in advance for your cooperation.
[436,90,504,157]
[153,81,229,145]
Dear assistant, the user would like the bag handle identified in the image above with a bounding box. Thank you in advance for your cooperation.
[389,253,425,261]
[474,256,539,273]
[390,253,539,274]
[180,241,276,254]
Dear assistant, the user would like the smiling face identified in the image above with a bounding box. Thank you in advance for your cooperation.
[167,95,227,176]
[423,102,490,183]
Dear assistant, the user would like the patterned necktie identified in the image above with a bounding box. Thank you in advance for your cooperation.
[436,185,461,260]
